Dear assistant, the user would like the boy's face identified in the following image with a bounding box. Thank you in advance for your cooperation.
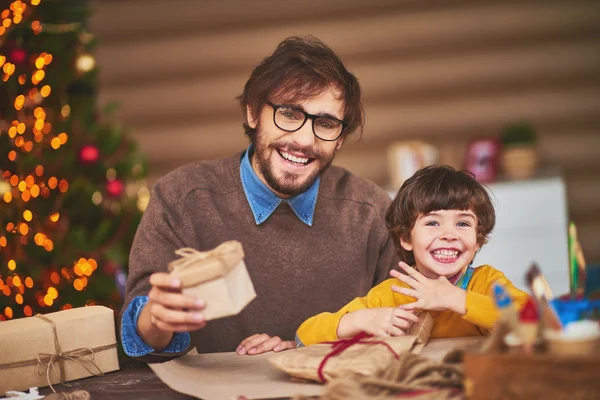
[401,209,479,279]
[247,87,345,198]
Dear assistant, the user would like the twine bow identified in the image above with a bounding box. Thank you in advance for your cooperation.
[168,241,244,285]
[317,332,400,383]
[0,314,116,393]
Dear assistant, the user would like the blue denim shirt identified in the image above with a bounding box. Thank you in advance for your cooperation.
[121,146,320,357]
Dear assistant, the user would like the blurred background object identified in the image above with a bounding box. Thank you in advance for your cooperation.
[465,137,501,184]
[88,0,599,260]
[0,0,148,319]
[500,121,539,180]
[387,141,438,189]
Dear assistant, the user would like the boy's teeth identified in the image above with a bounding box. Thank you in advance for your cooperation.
[281,151,308,164]
[432,250,459,259]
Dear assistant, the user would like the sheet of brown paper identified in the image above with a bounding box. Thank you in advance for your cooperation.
[149,351,323,400]
[149,337,486,400]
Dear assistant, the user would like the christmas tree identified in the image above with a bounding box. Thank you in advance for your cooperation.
[0,0,148,320]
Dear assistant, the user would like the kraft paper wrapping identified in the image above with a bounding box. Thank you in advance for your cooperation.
[168,241,256,321]
[0,306,119,393]
[269,335,418,383]
[269,311,434,383]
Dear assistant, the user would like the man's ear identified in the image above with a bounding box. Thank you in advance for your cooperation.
[246,105,257,129]
[400,236,412,252]
[335,137,344,150]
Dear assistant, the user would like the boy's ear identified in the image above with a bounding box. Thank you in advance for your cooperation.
[400,236,413,252]
[246,105,257,129]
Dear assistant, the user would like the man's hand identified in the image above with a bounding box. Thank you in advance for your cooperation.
[390,262,467,314]
[236,334,295,355]
[137,272,207,351]
[337,307,419,339]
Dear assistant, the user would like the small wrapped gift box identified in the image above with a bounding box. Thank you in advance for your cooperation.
[0,305,119,393]
[168,241,256,321]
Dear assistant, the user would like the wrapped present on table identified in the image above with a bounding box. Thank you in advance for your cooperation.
[168,241,256,321]
[270,312,434,383]
[0,305,119,394]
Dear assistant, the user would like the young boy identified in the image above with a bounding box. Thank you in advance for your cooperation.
[296,165,528,346]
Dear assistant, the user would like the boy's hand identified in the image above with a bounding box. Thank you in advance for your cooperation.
[236,333,295,355]
[337,307,420,339]
[390,262,467,315]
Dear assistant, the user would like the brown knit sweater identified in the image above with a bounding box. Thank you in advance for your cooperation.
[122,151,399,359]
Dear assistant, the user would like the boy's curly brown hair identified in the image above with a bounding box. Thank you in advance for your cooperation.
[385,165,496,265]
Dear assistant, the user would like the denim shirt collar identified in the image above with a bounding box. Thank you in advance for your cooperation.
[240,146,319,226]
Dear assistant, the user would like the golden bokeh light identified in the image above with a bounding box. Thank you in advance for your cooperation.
[25,277,33,288]
[23,210,32,221]
[47,287,58,299]
[50,272,60,285]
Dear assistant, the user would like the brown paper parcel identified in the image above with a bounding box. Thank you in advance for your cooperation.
[0,305,119,393]
[269,312,433,383]
[168,241,256,321]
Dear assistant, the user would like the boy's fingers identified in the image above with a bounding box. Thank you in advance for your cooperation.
[390,269,421,289]
[397,262,426,283]
[393,308,420,322]
[391,285,420,299]
[389,326,408,336]
[398,301,422,311]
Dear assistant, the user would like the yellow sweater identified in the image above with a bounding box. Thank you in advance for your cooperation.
[297,265,529,345]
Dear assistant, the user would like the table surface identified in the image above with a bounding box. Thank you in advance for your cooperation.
[38,337,484,400]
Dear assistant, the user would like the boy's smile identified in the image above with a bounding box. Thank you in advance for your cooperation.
[401,209,478,279]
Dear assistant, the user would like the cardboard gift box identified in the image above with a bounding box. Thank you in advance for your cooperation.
[0,305,119,393]
[168,241,256,321]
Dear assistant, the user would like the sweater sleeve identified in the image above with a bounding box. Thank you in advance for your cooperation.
[119,176,196,362]
[296,279,401,346]
[462,266,529,332]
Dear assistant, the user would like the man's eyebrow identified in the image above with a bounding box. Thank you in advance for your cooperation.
[280,104,342,121]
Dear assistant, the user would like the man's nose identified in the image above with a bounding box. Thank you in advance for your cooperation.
[290,119,316,148]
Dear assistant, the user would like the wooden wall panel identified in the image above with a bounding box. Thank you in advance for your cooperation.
[90,0,600,261]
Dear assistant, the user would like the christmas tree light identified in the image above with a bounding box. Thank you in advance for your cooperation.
[0,0,148,320]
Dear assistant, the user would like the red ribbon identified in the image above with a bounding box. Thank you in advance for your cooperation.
[317,331,400,382]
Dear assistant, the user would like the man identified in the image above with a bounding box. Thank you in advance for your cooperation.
[120,36,400,362]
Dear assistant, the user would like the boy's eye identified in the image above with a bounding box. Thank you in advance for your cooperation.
[424,221,439,226]
[457,221,472,227]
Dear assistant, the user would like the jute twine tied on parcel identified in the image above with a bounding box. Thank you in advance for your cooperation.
[0,314,115,393]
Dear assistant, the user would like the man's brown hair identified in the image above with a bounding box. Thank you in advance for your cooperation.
[238,36,364,140]
[385,165,496,265]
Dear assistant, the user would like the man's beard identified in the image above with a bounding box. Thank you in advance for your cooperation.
[251,128,337,197]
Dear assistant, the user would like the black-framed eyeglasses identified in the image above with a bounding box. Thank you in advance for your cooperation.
[267,101,347,142]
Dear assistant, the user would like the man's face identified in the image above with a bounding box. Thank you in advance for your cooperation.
[248,88,345,198]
